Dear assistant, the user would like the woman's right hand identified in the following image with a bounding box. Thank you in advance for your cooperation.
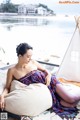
[0,95,5,110]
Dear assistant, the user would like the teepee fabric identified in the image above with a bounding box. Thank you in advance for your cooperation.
[57,16,80,82]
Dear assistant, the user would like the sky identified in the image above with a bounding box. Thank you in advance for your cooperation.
[1,0,58,4]
[0,0,58,10]
[0,0,80,15]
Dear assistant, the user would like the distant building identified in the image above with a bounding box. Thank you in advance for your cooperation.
[18,5,27,15]
[37,6,47,15]
[18,4,50,16]
[18,4,37,15]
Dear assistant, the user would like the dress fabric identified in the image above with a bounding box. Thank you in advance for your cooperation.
[18,70,78,119]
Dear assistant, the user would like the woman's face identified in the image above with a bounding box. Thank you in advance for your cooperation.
[20,49,33,63]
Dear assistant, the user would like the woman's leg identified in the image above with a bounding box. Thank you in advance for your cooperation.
[60,100,78,107]
[56,83,80,103]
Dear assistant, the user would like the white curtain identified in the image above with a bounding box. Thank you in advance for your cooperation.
[57,17,80,82]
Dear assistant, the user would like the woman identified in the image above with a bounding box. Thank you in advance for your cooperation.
[0,43,80,118]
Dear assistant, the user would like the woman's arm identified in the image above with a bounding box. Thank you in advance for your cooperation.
[33,60,51,86]
[0,68,13,109]
[2,68,13,96]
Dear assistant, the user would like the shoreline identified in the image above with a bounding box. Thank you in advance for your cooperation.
[0,12,75,18]
[0,13,75,22]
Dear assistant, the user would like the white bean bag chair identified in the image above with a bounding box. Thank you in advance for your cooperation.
[5,80,52,116]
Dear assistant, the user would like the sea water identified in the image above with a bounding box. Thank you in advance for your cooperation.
[0,15,76,65]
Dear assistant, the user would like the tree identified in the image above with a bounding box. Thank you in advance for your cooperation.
[0,2,18,13]
[6,0,11,3]
[38,3,53,12]
[3,0,11,4]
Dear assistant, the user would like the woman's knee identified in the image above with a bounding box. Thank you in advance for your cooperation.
[56,84,80,103]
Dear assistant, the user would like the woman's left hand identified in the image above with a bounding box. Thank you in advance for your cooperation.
[45,75,51,87]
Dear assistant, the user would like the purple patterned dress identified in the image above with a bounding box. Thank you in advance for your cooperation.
[18,70,78,119]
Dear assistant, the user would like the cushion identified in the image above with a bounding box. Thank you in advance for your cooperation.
[5,80,52,116]
[58,78,80,87]
[0,69,7,95]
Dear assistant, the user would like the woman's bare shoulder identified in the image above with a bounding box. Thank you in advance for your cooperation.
[7,65,16,74]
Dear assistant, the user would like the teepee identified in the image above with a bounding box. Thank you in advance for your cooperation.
[57,16,80,82]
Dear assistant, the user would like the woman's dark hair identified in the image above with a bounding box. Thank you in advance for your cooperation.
[16,43,33,56]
